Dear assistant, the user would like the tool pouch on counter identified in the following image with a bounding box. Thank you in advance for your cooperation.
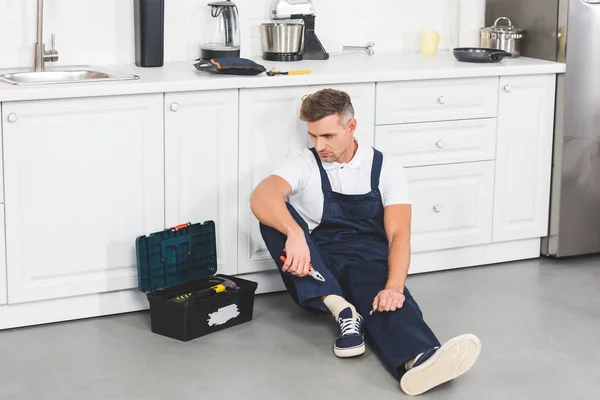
[135,221,258,342]
[193,57,267,76]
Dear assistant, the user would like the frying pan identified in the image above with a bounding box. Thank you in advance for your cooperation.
[453,47,512,63]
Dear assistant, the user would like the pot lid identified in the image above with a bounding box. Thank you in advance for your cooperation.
[482,17,524,35]
[208,1,236,7]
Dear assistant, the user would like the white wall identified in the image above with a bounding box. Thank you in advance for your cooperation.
[0,0,464,69]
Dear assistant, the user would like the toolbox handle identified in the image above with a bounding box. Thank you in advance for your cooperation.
[170,222,191,231]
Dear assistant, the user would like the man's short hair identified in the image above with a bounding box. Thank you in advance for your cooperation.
[300,88,355,125]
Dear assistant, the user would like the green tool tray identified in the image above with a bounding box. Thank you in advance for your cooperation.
[135,221,217,293]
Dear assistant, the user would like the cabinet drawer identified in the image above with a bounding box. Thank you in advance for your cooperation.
[405,162,494,252]
[376,119,497,167]
[376,77,499,124]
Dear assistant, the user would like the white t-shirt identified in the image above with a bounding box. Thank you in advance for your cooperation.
[272,142,411,232]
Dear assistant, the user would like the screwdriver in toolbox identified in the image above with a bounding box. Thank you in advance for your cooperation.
[280,249,325,282]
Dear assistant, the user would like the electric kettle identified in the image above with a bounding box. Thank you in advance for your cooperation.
[200,0,240,59]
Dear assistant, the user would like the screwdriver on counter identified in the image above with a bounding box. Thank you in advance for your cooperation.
[266,67,311,76]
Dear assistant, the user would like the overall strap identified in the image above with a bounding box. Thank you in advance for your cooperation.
[309,147,333,194]
[371,148,383,192]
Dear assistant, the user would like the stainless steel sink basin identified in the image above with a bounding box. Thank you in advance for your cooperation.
[0,69,140,86]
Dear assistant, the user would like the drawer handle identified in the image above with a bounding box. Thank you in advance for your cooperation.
[437,96,446,104]
[170,102,179,112]
[436,140,444,148]
[503,84,511,93]
[7,113,17,123]
[433,204,442,213]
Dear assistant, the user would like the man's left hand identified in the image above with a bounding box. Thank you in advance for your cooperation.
[373,288,405,312]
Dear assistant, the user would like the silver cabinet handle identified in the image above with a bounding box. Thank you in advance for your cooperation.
[433,204,442,213]
[436,140,444,148]
[7,113,17,123]
[503,84,512,92]
[170,102,179,112]
[437,96,446,104]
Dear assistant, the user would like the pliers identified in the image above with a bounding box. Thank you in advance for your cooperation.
[280,249,325,282]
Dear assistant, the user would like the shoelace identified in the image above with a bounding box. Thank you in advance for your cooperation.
[338,317,361,336]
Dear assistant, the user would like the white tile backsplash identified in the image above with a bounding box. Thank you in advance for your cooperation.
[0,0,461,69]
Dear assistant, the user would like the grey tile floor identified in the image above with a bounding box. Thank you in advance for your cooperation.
[1,256,599,400]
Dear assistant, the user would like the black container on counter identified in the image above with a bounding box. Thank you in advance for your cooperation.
[134,0,165,67]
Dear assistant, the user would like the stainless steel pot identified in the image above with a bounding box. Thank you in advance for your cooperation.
[260,23,304,54]
[480,17,524,58]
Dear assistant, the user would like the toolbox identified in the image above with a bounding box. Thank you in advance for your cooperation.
[135,221,258,341]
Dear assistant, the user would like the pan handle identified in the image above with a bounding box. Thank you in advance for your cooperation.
[489,51,511,61]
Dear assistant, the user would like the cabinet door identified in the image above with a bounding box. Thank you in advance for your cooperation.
[165,90,239,276]
[3,94,164,304]
[0,205,6,305]
[238,86,309,274]
[308,83,376,147]
[0,102,5,305]
[493,75,556,242]
[406,162,494,253]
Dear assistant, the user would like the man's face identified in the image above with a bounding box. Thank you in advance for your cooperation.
[307,114,357,163]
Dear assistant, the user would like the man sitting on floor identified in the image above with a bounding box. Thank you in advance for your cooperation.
[250,88,481,396]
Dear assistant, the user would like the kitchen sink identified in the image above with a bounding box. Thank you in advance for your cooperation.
[0,68,140,86]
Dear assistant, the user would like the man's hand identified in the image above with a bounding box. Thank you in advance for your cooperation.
[279,230,311,277]
[373,288,405,312]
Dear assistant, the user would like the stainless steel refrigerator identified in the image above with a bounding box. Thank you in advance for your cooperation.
[486,0,600,257]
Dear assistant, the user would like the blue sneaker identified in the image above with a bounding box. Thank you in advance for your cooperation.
[333,307,365,358]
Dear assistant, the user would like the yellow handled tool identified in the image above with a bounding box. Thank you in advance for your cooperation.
[172,284,226,302]
[267,68,312,76]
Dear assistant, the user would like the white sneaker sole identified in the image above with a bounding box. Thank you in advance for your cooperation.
[400,333,482,396]
[333,342,366,358]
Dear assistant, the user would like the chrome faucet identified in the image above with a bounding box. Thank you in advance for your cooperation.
[33,0,58,71]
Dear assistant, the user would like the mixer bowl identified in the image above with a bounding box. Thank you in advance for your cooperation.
[260,23,304,54]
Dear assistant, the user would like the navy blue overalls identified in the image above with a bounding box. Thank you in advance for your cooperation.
[260,147,441,378]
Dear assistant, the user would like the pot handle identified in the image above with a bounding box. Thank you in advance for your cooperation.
[494,17,513,28]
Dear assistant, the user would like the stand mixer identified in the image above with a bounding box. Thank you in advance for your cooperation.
[261,0,329,61]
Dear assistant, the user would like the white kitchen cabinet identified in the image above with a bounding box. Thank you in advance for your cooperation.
[0,206,6,305]
[375,118,497,167]
[0,102,5,305]
[0,103,4,204]
[237,83,376,275]
[2,94,164,304]
[492,74,556,242]
[165,90,239,276]
[238,86,308,274]
[376,77,499,124]
[405,162,495,253]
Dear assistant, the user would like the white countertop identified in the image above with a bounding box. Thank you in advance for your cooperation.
[0,50,566,102]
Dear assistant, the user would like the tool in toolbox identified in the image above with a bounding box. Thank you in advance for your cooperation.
[171,278,239,303]
[279,248,325,282]
[266,67,311,76]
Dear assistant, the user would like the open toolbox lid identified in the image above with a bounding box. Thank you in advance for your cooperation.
[135,221,218,293]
